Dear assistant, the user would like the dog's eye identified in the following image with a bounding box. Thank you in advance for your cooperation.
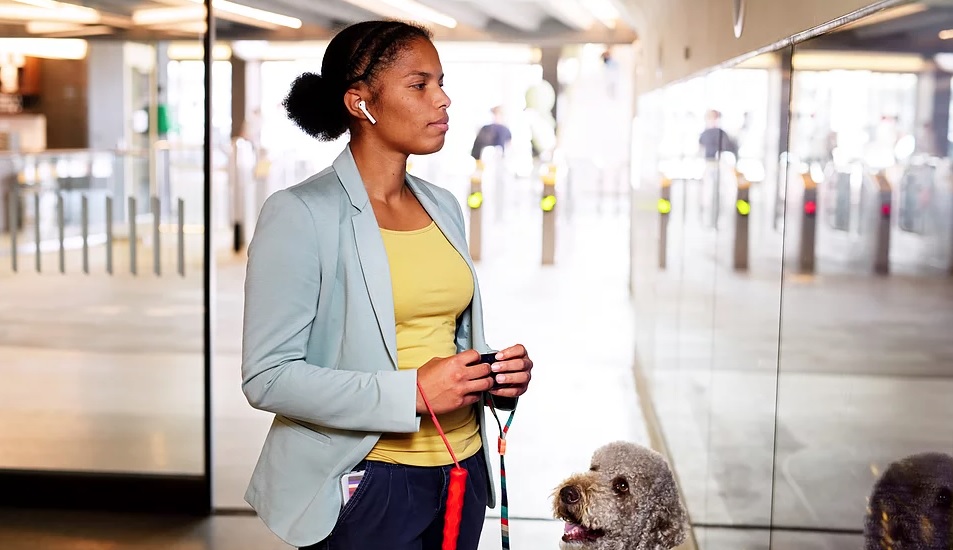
[937,487,952,508]
[612,477,629,495]
[589,465,599,472]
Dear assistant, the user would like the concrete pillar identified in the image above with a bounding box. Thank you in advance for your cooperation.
[87,42,128,151]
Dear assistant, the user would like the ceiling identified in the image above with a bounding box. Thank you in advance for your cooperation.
[800,0,953,55]
[0,0,639,45]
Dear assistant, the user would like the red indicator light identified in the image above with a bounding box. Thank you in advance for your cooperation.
[881,204,891,217]
[804,200,817,215]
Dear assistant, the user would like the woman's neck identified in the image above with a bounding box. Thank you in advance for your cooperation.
[349,137,409,204]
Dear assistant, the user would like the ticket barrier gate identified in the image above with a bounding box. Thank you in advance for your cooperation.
[658,177,671,269]
[798,173,818,274]
[829,170,853,232]
[898,165,932,235]
[798,169,894,275]
[872,172,892,275]
[887,162,952,275]
[703,160,721,229]
[733,171,751,272]
[657,172,749,271]
[467,160,485,262]
[540,163,557,265]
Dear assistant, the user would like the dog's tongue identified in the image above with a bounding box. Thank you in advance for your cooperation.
[563,523,588,541]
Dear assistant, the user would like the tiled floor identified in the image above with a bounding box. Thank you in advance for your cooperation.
[0,197,647,547]
[3,177,953,549]
[630,180,953,544]
[0,510,566,550]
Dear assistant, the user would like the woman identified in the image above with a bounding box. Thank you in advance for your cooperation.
[240,20,534,550]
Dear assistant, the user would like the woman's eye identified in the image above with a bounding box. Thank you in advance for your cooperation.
[412,83,426,90]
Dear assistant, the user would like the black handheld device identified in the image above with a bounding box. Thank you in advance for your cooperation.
[469,352,503,388]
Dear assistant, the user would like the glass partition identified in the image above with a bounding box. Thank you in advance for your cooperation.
[632,50,787,548]
[631,1,953,547]
[0,2,212,511]
[773,2,953,544]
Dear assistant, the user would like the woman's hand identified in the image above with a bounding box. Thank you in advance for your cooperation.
[487,344,533,399]
[415,350,494,415]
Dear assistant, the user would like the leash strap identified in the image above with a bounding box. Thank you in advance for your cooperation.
[486,395,516,550]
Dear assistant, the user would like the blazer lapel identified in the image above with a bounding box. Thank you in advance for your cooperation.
[351,212,398,368]
[333,147,398,369]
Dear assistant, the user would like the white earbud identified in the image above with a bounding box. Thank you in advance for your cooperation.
[358,100,377,125]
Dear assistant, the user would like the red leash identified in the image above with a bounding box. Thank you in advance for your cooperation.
[417,382,468,550]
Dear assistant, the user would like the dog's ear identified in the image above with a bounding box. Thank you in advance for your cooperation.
[865,487,909,549]
[647,491,688,550]
[650,500,688,550]
[863,461,920,550]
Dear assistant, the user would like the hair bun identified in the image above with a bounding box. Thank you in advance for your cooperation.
[284,72,345,141]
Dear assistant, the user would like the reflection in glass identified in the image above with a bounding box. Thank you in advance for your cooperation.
[631,50,787,538]
[776,1,953,547]
[0,2,209,476]
[864,452,953,550]
[631,3,953,549]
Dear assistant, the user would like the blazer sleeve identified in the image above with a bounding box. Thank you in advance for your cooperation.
[241,189,420,433]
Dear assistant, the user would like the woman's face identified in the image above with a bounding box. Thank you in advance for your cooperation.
[364,38,451,156]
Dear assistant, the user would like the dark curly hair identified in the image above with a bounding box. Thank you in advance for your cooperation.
[283,20,433,141]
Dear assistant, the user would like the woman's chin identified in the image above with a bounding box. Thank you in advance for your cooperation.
[408,137,446,157]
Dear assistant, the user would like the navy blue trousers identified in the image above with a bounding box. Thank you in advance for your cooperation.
[301,451,489,550]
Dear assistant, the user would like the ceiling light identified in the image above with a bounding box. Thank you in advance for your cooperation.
[585,0,619,29]
[0,5,99,23]
[134,1,302,31]
[12,0,96,14]
[25,21,113,37]
[940,29,953,40]
[25,21,83,33]
[132,6,204,27]
[144,21,208,35]
[342,0,457,29]
[203,0,302,29]
[545,0,596,30]
[0,38,88,59]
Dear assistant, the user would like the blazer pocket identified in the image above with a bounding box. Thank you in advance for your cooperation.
[275,415,332,445]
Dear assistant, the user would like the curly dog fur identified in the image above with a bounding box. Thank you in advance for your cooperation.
[864,452,953,550]
[552,441,687,550]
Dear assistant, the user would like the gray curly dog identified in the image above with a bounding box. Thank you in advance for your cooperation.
[552,441,688,550]
[864,452,953,550]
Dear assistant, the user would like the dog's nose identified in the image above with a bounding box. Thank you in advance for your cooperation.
[560,485,581,505]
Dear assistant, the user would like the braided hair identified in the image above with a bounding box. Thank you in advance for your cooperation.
[283,20,433,141]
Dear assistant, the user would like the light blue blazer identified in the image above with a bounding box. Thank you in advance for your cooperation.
[241,145,505,547]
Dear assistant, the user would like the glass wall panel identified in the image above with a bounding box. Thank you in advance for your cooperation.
[773,1,953,546]
[0,0,209,489]
[701,53,786,537]
[633,2,953,549]
[631,50,787,549]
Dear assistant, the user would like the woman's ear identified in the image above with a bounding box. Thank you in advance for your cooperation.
[344,89,375,124]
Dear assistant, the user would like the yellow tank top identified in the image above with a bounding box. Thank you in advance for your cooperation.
[366,221,482,466]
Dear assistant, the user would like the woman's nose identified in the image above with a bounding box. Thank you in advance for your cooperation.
[437,88,451,109]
